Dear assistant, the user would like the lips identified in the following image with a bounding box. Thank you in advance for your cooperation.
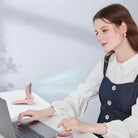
[101,43,108,47]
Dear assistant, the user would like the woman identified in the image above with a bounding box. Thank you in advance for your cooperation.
[18,4,138,137]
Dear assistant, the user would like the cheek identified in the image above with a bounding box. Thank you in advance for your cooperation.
[108,32,122,43]
[104,31,115,40]
[114,33,123,44]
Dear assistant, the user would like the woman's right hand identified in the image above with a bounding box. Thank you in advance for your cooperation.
[18,106,55,125]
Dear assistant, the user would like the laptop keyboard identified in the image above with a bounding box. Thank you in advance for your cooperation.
[12,121,44,138]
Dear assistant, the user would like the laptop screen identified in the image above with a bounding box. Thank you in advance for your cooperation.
[0,97,57,138]
[0,98,16,138]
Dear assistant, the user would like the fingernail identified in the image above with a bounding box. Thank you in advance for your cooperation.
[62,129,70,132]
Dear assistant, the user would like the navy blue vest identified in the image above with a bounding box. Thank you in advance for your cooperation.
[96,55,138,137]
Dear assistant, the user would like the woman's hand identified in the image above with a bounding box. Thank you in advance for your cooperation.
[18,110,43,125]
[58,117,108,135]
[57,117,93,133]
[18,106,55,125]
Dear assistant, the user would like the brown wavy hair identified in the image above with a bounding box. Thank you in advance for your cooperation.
[93,4,138,58]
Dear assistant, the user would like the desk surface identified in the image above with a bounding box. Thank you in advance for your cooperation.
[0,90,97,138]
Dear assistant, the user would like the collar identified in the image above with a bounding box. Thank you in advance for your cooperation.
[109,53,138,75]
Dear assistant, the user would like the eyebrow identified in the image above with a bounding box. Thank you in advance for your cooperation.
[95,26,109,32]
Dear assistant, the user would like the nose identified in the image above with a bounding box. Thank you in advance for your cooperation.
[96,33,103,42]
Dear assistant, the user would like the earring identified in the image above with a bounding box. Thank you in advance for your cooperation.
[124,33,127,37]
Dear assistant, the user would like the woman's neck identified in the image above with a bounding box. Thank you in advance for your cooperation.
[115,40,137,63]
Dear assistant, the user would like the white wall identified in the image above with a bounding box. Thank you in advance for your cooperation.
[1,0,138,122]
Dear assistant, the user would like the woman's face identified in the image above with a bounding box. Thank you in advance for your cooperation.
[94,18,124,53]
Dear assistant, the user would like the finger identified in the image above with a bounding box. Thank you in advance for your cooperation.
[26,117,35,123]
[62,119,79,131]
[18,113,25,125]
[59,121,72,131]
[62,123,71,131]
[18,111,32,125]
[57,118,74,128]
[57,119,68,128]
[62,129,72,132]
[62,124,68,130]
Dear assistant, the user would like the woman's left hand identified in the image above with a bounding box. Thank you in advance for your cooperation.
[57,117,93,133]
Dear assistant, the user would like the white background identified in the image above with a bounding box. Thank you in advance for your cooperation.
[1,0,138,122]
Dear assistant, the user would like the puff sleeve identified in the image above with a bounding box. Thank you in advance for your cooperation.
[52,57,104,119]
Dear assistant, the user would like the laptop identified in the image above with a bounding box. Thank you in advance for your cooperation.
[0,97,57,138]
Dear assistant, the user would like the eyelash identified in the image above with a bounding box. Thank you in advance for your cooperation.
[102,29,108,33]
[95,29,108,36]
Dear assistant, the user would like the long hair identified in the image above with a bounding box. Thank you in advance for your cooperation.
[93,4,138,59]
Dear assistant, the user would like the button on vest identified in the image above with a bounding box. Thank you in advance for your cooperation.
[112,85,116,91]
[107,100,112,106]
[105,114,109,120]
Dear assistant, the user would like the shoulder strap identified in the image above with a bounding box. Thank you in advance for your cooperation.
[134,74,138,84]
[103,55,111,76]
[128,74,138,109]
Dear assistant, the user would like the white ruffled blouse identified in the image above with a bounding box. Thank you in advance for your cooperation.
[52,53,138,138]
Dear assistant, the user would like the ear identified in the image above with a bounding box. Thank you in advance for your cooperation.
[120,21,127,34]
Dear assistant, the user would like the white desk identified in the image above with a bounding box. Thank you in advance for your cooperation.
[0,90,97,138]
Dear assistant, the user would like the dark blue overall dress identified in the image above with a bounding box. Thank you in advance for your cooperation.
[95,55,138,138]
